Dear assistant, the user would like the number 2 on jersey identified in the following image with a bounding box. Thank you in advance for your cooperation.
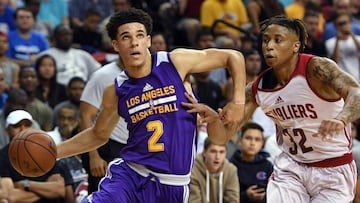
[147,120,164,152]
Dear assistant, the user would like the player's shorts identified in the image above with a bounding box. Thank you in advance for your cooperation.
[267,152,357,203]
[85,158,190,203]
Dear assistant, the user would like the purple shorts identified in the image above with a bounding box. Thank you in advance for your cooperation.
[86,159,189,203]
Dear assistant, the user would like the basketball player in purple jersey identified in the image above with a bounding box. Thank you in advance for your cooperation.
[240,16,360,202]
[56,8,246,202]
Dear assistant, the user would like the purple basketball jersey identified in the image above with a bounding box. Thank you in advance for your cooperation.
[114,52,197,175]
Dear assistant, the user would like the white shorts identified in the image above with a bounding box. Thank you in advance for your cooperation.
[267,152,357,203]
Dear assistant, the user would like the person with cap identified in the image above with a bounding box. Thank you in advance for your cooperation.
[0,110,73,203]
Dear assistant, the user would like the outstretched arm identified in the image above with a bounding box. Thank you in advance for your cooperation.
[171,48,246,124]
[308,56,360,136]
[57,84,120,158]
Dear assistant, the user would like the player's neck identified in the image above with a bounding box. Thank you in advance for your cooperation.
[125,58,152,78]
[273,54,299,86]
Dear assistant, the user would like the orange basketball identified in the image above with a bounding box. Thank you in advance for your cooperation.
[8,128,57,177]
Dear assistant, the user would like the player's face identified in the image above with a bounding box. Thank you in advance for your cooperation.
[203,144,226,173]
[240,129,264,157]
[262,24,300,68]
[112,22,151,68]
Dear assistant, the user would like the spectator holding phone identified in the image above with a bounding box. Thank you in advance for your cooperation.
[230,122,273,203]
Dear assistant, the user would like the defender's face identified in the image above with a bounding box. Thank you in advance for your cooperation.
[112,22,151,68]
[262,24,300,68]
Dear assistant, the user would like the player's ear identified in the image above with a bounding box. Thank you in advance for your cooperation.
[293,41,301,53]
[147,35,151,48]
[112,40,120,52]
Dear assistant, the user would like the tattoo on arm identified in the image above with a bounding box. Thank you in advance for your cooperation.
[245,83,254,104]
[312,57,360,123]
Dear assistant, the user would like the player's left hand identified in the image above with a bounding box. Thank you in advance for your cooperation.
[181,92,219,124]
[218,101,245,125]
[314,118,345,140]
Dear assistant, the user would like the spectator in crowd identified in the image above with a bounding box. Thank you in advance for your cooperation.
[0,31,19,91]
[200,0,249,49]
[150,32,168,53]
[325,10,360,82]
[303,11,327,57]
[0,88,41,149]
[24,0,54,40]
[7,7,49,67]
[34,54,68,109]
[352,121,360,148]
[286,0,325,34]
[48,103,88,202]
[230,122,273,203]
[0,68,6,110]
[0,110,72,203]
[99,0,132,53]
[175,0,204,46]
[350,0,360,24]
[53,77,85,126]
[0,0,16,33]
[243,48,262,85]
[19,67,53,131]
[37,0,69,27]
[190,137,240,203]
[68,0,113,29]
[73,8,102,54]
[323,0,360,41]
[246,0,284,36]
[39,24,100,86]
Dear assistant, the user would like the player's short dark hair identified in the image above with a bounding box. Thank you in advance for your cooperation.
[260,15,308,52]
[106,8,153,40]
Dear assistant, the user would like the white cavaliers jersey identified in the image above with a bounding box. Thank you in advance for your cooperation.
[252,54,352,163]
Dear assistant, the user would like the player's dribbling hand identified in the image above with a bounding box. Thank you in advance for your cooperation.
[313,118,345,140]
[218,101,245,125]
[181,92,218,124]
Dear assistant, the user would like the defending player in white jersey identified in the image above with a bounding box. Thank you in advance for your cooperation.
[241,16,360,203]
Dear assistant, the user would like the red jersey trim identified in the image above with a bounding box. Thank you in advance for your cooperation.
[300,153,353,167]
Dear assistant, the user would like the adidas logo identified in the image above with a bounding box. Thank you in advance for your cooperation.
[275,96,284,104]
[143,83,153,92]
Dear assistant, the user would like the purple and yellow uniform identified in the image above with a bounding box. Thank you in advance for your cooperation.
[88,52,197,203]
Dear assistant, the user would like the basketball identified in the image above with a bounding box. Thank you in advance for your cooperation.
[8,128,57,177]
